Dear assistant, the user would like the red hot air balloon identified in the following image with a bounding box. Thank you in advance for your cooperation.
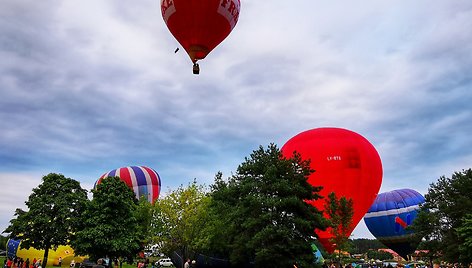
[281,128,383,253]
[161,0,241,74]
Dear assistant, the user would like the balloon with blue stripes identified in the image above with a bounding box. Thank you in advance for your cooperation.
[95,166,162,204]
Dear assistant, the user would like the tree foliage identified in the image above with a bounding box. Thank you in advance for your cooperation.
[0,235,8,250]
[151,181,210,261]
[201,144,326,268]
[411,169,472,265]
[366,249,394,261]
[324,192,354,254]
[71,176,143,261]
[136,196,154,247]
[4,173,88,266]
[350,239,385,254]
[456,213,472,262]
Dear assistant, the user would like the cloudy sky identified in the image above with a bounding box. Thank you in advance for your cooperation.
[1,0,472,239]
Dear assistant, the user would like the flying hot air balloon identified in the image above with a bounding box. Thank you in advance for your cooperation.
[281,128,383,253]
[364,188,425,259]
[161,0,241,74]
[95,166,162,204]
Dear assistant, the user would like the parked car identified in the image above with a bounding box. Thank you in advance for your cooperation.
[155,258,173,267]
[79,259,96,268]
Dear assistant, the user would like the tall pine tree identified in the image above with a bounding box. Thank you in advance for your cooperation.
[205,144,326,267]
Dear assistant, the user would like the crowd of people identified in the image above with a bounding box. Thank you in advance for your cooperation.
[4,257,42,268]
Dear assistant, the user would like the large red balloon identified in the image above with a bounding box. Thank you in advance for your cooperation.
[281,128,383,253]
[161,0,240,70]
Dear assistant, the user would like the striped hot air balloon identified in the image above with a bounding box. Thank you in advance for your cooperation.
[364,188,425,259]
[95,166,162,204]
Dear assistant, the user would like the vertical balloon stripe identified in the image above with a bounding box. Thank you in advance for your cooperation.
[139,166,154,202]
[125,167,141,198]
[136,185,149,202]
[116,167,133,189]
[108,169,117,177]
[142,166,161,203]
[131,166,148,186]
[94,179,100,189]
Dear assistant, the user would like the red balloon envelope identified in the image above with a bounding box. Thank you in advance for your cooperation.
[161,0,240,72]
[281,128,383,253]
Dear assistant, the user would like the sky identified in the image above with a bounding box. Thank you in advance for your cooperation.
[1,0,472,240]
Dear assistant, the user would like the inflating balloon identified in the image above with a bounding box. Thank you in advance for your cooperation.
[7,239,85,266]
[161,0,241,74]
[96,166,162,204]
[282,128,383,253]
[364,188,425,259]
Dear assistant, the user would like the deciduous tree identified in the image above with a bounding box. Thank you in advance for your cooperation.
[366,249,393,261]
[71,176,143,262]
[411,169,472,265]
[4,173,88,266]
[151,181,210,262]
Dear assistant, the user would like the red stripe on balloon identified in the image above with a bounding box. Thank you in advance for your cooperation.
[395,216,408,228]
[118,167,133,189]
[143,166,160,203]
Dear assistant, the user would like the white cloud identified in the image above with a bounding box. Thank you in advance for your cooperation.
[0,172,41,233]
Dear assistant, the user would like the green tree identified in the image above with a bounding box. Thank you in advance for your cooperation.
[324,192,354,256]
[204,144,326,268]
[3,173,88,266]
[456,213,472,262]
[151,181,209,262]
[350,239,384,254]
[0,235,8,250]
[411,169,472,265]
[189,173,231,258]
[71,176,143,261]
[136,196,154,247]
[366,249,393,261]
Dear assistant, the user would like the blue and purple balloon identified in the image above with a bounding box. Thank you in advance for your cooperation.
[364,188,425,259]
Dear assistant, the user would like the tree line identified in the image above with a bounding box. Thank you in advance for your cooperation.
[4,144,472,267]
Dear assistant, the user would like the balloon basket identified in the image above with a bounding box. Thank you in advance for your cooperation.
[193,63,200,75]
